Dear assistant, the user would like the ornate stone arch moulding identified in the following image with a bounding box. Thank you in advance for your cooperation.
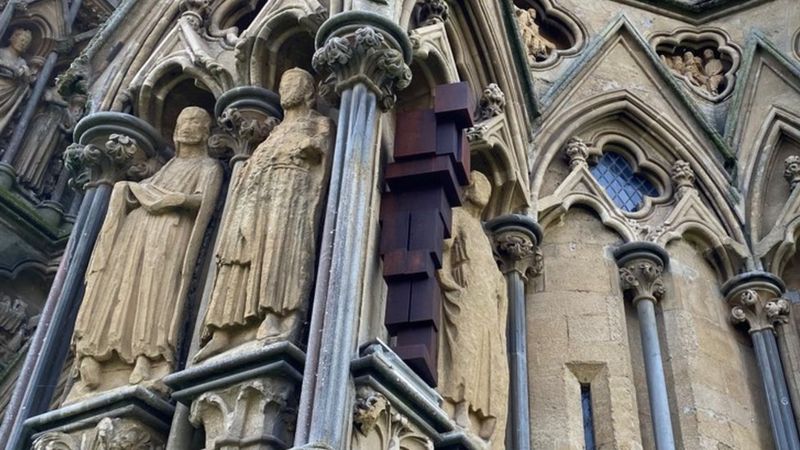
[511,0,586,70]
[650,27,741,102]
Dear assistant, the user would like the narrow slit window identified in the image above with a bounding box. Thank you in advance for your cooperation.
[581,384,596,450]
[590,152,659,212]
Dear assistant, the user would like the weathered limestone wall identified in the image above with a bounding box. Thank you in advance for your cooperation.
[529,208,642,449]
[660,239,771,449]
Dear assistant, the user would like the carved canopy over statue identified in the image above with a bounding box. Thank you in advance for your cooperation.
[437,171,509,450]
[69,107,223,400]
[195,67,333,361]
[0,28,34,138]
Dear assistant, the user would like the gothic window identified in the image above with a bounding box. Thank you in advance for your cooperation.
[581,384,596,450]
[590,152,659,212]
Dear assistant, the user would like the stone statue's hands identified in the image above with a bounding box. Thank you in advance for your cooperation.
[145,193,186,213]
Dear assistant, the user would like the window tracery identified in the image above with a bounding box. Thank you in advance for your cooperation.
[590,152,660,212]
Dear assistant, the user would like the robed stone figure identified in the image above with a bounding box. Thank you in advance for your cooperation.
[71,107,222,397]
[195,68,333,361]
[0,28,33,137]
[437,171,508,450]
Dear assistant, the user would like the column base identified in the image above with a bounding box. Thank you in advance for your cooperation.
[25,385,174,449]
[164,341,305,450]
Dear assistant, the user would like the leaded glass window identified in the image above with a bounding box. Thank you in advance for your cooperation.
[590,152,659,212]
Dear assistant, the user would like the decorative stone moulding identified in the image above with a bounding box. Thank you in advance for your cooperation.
[26,386,174,450]
[511,0,586,69]
[164,341,305,450]
[208,85,283,161]
[63,112,168,189]
[721,271,788,332]
[611,0,775,24]
[650,27,742,102]
[350,341,485,450]
[794,28,800,60]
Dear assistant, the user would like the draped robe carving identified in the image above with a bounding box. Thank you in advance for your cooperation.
[70,107,222,398]
[196,68,333,361]
[437,171,508,450]
[0,28,33,138]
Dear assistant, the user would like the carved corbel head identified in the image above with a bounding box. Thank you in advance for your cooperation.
[722,272,789,332]
[784,155,800,191]
[486,214,544,280]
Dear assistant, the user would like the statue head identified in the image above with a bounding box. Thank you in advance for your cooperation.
[464,170,491,213]
[703,49,715,59]
[174,107,212,155]
[683,51,694,61]
[8,28,32,54]
[279,68,315,110]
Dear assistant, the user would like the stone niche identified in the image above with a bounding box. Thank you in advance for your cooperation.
[511,0,585,69]
[651,28,741,101]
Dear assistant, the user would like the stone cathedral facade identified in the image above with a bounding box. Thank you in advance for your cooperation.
[1,0,800,449]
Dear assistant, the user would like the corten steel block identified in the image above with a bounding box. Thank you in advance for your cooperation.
[394,109,438,160]
[385,278,442,330]
[393,325,439,386]
[384,156,463,205]
[380,82,475,387]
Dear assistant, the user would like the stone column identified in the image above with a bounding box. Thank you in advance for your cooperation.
[4,112,167,450]
[614,242,675,450]
[722,271,800,450]
[292,11,411,450]
[485,214,543,450]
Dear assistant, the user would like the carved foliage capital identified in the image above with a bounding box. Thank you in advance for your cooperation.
[63,134,159,189]
[618,259,666,304]
[352,386,433,450]
[313,26,411,111]
[190,377,296,448]
[32,417,164,450]
[785,155,800,191]
[418,0,449,26]
[492,229,543,279]
[671,159,696,199]
[729,289,790,332]
[476,83,506,121]
[564,137,589,169]
[208,107,280,161]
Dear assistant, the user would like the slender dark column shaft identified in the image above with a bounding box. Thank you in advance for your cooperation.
[753,328,800,450]
[0,0,18,41]
[4,184,111,450]
[636,297,675,450]
[0,186,93,442]
[506,270,532,450]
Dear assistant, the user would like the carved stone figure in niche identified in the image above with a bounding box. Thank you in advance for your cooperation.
[514,6,555,64]
[16,89,87,193]
[0,294,37,371]
[69,107,223,398]
[195,68,333,361]
[0,28,34,137]
[437,171,508,449]
[661,47,728,96]
[702,48,724,95]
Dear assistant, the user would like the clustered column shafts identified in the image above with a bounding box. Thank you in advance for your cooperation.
[614,242,676,450]
[485,214,543,450]
[1,112,167,449]
[292,11,412,450]
[722,272,800,450]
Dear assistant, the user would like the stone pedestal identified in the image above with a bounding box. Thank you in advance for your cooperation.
[349,340,483,450]
[164,342,305,450]
[26,386,173,450]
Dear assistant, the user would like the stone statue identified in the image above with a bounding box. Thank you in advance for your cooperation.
[437,171,508,450]
[70,107,223,397]
[195,68,333,361]
[0,28,33,137]
[514,6,555,64]
[0,294,37,371]
[681,51,707,87]
[16,89,86,193]
[703,48,724,95]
